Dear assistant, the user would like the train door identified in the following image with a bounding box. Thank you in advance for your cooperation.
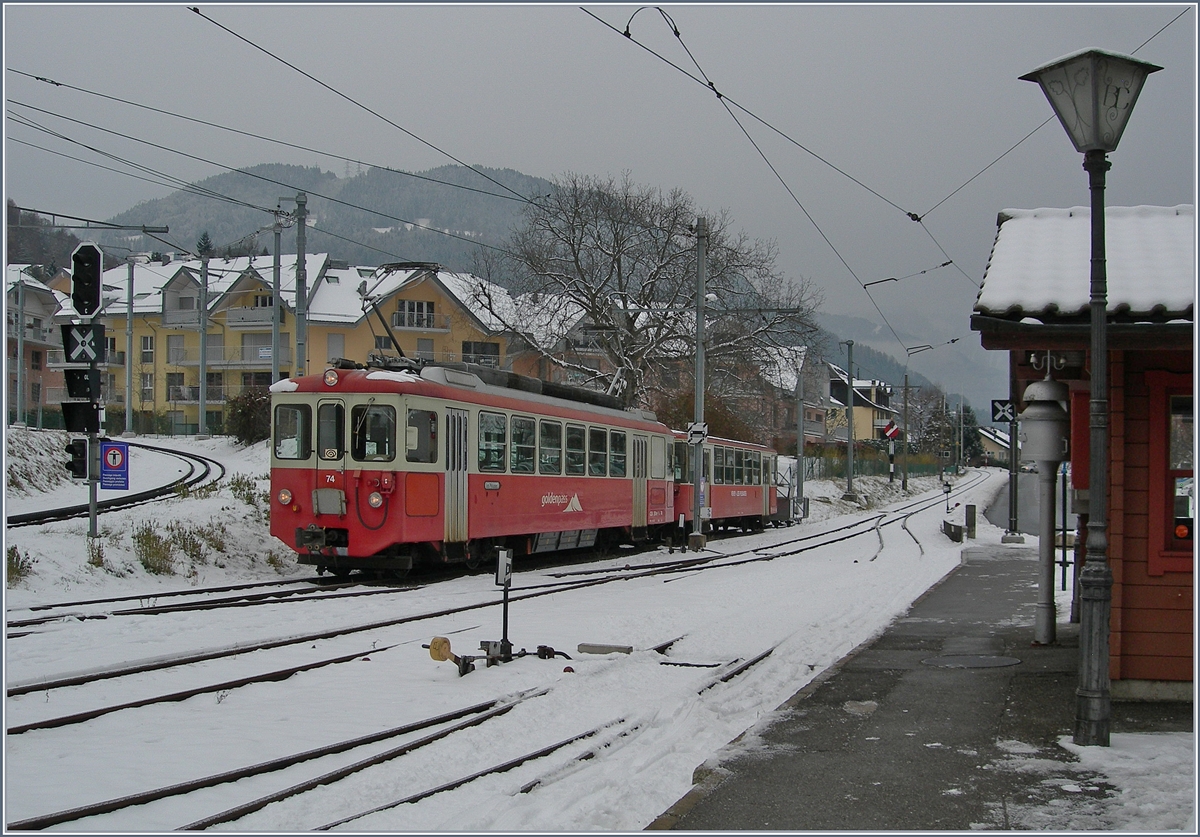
[445,407,469,542]
[313,399,347,516]
[632,435,648,530]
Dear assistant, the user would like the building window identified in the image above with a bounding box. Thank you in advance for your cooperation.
[395,300,435,329]
[30,351,41,370]
[375,336,393,351]
[140,373,154,402]
[1147,371,1193,574]
[167,334,186,364]
[30,382,41,404]
[463,341,500,368]
[254,294,273,308]
[416,338,434,360]
[166,372,185,401]
[141,335,154,364]
[1168,396,1193,547]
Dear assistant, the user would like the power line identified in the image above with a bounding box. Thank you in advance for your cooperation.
[6,68,528,205]
[186,6,536,207]
[8,99,515,256]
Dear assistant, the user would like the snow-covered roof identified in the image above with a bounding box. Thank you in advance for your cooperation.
[975,204,1194,322]
[979,426,1017,449]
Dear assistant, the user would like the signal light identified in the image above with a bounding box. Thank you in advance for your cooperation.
[65,439,88,480]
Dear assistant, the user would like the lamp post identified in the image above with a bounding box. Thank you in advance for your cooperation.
[1021,47,1160,747]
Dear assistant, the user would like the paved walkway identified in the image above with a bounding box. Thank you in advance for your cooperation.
[650,545,1191,831]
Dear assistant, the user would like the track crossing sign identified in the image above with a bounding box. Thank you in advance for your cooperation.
[61,323,106,363]
[883,420,901,439]
[100,441,129,490]
[687,422,708,444]
[992,399,1016,423]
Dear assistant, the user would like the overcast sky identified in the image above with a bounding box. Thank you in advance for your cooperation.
[3,3,1196,407]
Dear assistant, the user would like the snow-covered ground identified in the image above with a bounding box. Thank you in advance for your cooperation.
[3,428,1194,832]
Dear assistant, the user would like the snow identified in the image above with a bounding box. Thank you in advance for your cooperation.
[975,204,1195,319]
[3,429,1194,832]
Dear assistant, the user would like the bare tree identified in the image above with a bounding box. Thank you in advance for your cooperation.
[471,172,821,408]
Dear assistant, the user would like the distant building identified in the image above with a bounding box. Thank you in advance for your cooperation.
[826,363,898,442]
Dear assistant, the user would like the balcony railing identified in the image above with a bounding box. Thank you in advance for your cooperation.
[47,350,126,368]
[5,323,58,345]
[225,307,276,327]
[391,311,450,331]
[47,387,125,405]
[163,346,292,367]
[167,385,228,403]
[162,310,201,328]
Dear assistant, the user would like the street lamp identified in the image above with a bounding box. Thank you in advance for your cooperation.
[1021,47,1160,747]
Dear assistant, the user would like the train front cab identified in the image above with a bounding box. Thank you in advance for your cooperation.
[270,388,445,575]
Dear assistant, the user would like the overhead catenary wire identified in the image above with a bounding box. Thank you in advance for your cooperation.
[6,68,528,205]
[7,99,516,257]
[186,6,537,207]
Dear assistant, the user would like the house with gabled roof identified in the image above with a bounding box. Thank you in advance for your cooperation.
[6,265,68,426]
[76,254,520,434]
[971,203,1193,699]
[826,363,898,442]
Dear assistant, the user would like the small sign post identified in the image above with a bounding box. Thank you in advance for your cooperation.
[100,441,129,491]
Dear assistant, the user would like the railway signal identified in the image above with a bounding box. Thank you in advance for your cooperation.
[70,242,103,317]
[65,438,89,480]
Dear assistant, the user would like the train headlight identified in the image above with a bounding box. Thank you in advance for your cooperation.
[277,488,293,505]
[323,368,339,387]
[368,491,384,509]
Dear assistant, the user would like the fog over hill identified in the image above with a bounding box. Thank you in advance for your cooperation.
[100,163,551,271]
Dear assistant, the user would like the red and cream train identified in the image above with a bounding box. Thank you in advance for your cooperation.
[269,358,783,576]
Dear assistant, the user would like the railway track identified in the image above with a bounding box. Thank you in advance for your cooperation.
[8,470,989,703]
[4,441,226,528]
[9,639,777,832]
[5,470,998,831]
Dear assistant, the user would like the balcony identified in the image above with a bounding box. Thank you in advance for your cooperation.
[47,387,125,406]
[167,385,228,403]
[5,322,58,347]
[162,310,201,328]
[391,311,450,332]
[225,307,277,327]
[165,345,292,368]
[47,350,126,368]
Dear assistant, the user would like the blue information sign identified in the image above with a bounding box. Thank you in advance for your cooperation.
[100,441,129,490]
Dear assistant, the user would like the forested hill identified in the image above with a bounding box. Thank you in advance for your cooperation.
[100,163,552,270]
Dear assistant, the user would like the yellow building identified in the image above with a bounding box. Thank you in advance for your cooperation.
[80,255,513,434]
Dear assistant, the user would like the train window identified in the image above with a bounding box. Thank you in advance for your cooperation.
[751,452,761,485]
[317,402,344,460]
[703,449,711,482]
[406,408,438,463]
[734,449,745,485]
[673,441,689,482]
[724,448,735,484]
[511,416,536,474]
[610,431,627,477]
[588,427,608,476]
[273,404,311,460]
[713,447,725,485]
[650,436,667,480]
[566,424,586,475]
[351,404,396,462]
[539,421,562,474]
[478,411,507,472]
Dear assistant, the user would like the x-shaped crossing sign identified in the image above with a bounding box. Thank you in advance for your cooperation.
[991,399,1016,423]
[61,323,106,364]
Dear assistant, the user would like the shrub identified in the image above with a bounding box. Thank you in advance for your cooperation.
[226,386,271,445]
[87,538,105,568]
[133,521,175,575]
[7,545,35,584]
[228,474,261,508]
[167,521,206,565]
